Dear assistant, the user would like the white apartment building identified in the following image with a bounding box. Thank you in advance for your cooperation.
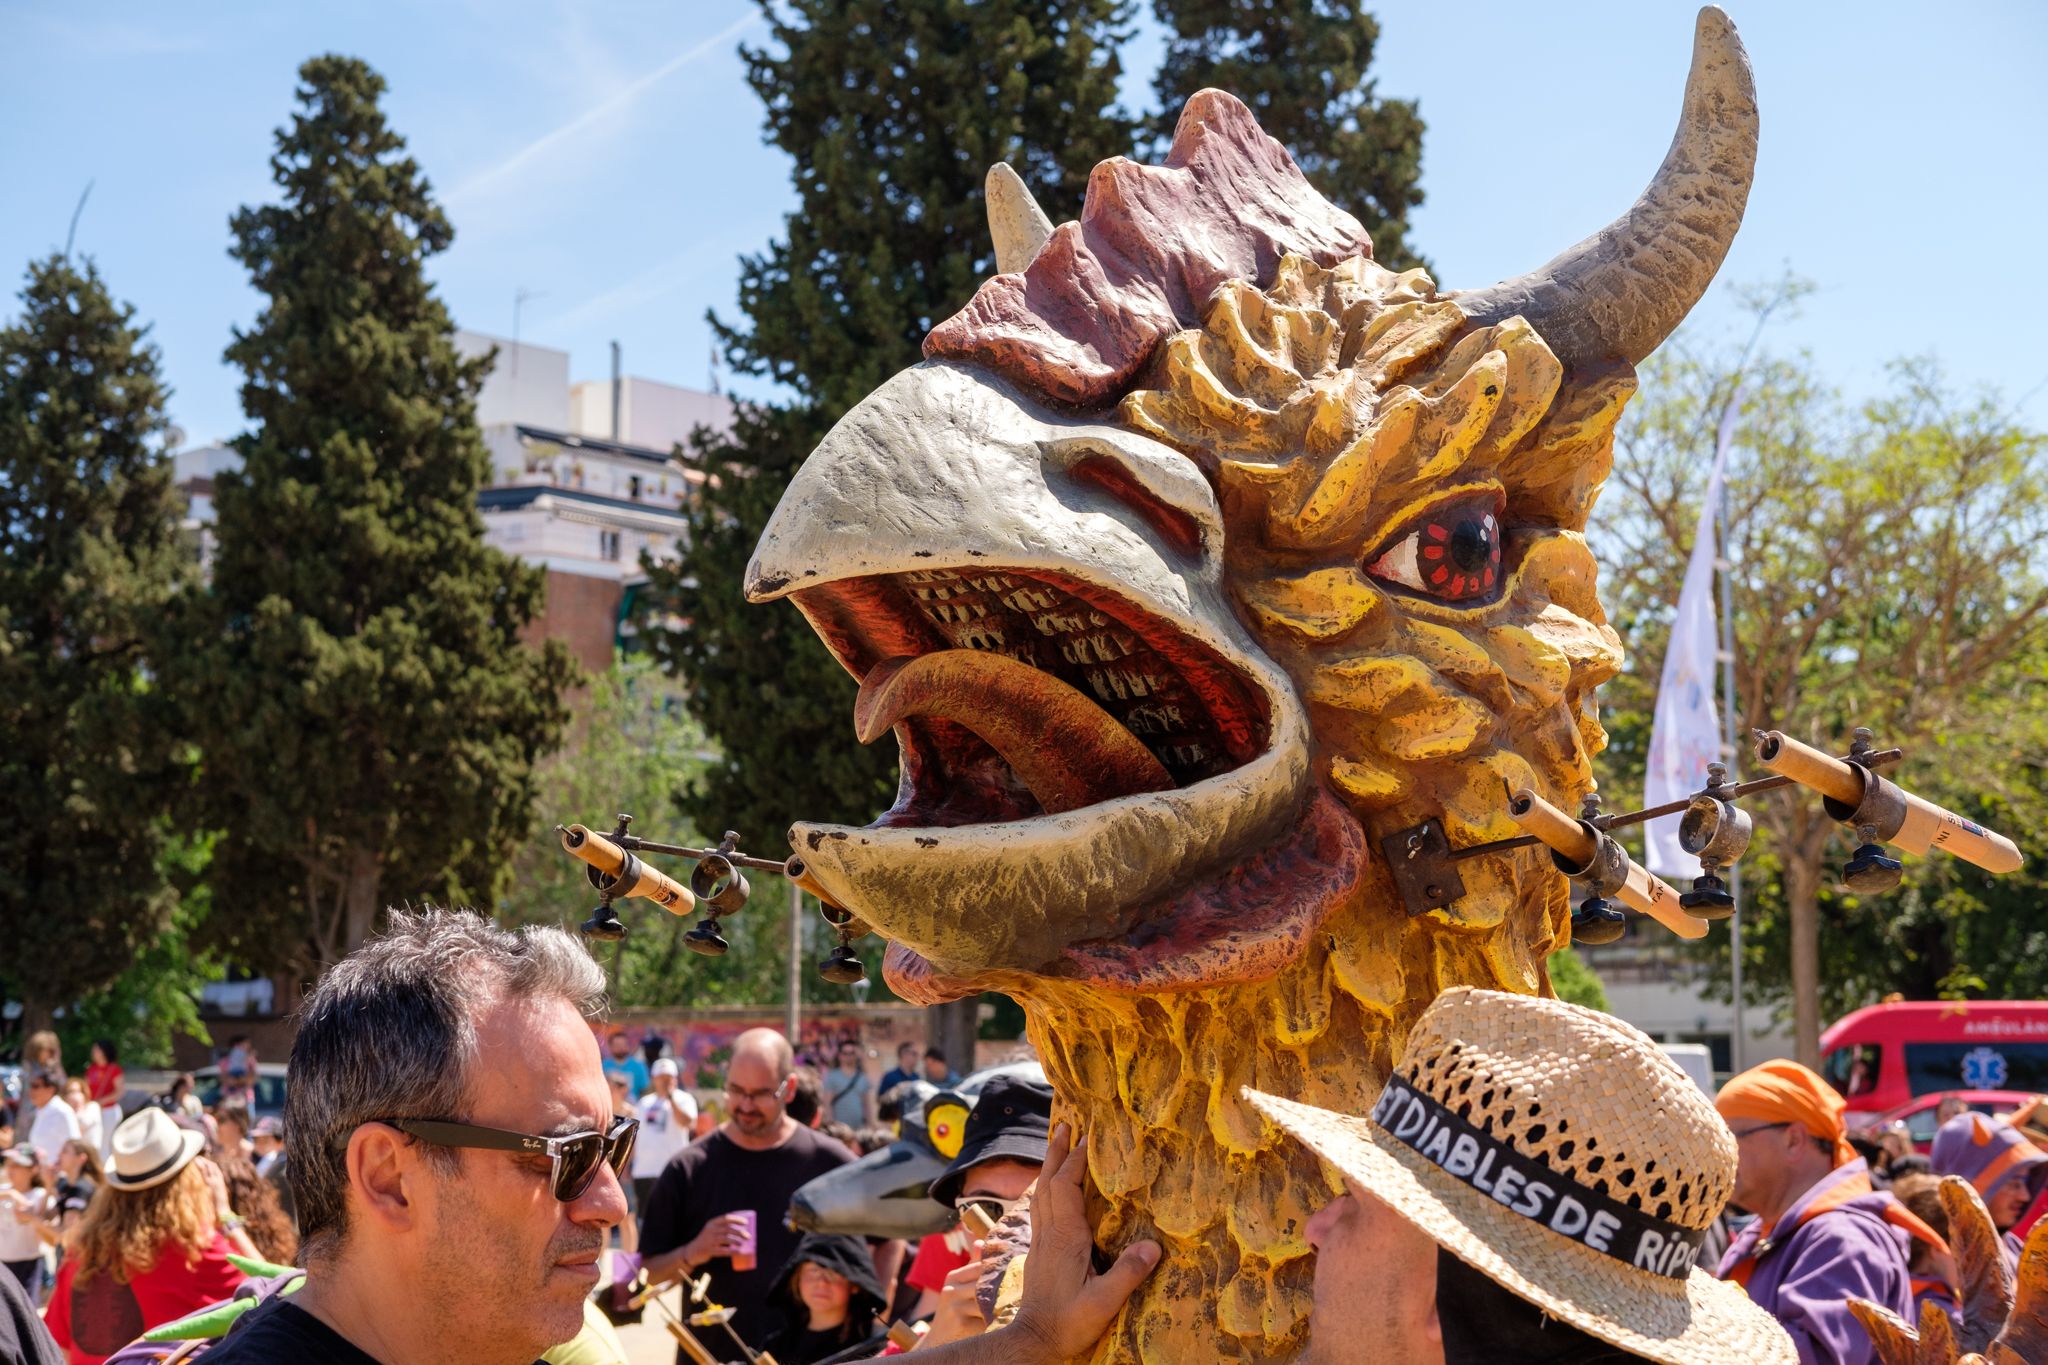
[173,331,733,673]
[454,331,730,669]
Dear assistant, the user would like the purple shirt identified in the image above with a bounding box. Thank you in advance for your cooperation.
[1716,1160,1913,1365]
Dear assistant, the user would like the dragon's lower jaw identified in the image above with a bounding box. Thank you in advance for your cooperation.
[876,785,1369,1002]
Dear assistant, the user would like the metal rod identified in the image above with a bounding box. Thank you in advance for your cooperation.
[1715,302,1787,1073]
[1450,750,1904,863]
[787,878,802,1043]
[613,835,789,874]
[1719,437,1746,1073]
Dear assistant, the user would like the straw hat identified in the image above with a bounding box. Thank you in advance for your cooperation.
[106,1107,206,1192]
[1247,987,1796,1365]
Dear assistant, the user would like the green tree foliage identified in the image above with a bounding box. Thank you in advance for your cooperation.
[1149,0,1426,270]
[174,56,578,971]
[639,0,1138,851]
[1547,948,1610,1012]
[57,836,225,1069]
[0,254,190,1032]
[1594,288,2048,1057]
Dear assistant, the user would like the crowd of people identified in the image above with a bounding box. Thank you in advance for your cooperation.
[4,911,2045,1365]
[0,1030,306,1365]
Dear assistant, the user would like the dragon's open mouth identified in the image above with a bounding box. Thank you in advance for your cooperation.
[795,567,1271,829]
[785,562,1365,997]
[745,359,1356,993]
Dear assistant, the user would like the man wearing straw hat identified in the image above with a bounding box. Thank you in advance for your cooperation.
[1714,1060,1925,1365]
[1246,987,1800,1364]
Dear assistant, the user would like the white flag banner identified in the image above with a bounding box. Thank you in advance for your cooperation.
[1643,393,1741,877]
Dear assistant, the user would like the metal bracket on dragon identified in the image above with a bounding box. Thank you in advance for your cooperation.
[1379,731,2024,945]
[1380,818,1466,919]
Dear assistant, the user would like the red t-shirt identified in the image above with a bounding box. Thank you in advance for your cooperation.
[44,1231,244,1365]
[905,1232,970,1294]
[83,1064,124,1108]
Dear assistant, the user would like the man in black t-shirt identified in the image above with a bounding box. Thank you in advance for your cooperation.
[640,1028,854,1352]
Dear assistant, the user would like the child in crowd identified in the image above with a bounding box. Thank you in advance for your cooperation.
[1,1147,51,1301]
[759,1233,888,1365]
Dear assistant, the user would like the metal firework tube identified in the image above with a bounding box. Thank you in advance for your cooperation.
[1508,789,1708,940]
[559,825,697,913]
[1753,732,2024,875]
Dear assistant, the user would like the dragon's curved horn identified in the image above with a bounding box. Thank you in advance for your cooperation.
[1453,6,1757,370]
[986,163,1053,274]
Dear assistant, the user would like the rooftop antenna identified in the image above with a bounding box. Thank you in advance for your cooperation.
[708,342,722,396]
[610,339,622,441]
[63,180,94,260]
[512,287,544,378]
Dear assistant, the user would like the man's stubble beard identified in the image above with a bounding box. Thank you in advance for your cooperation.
[421,1175,598,1362]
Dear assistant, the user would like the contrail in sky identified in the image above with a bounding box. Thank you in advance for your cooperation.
[448,12,761,204]
[540,239,710,334]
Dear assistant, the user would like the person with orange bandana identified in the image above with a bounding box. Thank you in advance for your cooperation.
[1714,1060,1935,1365]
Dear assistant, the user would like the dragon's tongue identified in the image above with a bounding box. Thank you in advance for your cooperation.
[854,650,1174,814]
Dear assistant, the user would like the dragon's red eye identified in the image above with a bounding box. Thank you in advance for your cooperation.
[1365,498,1503,604]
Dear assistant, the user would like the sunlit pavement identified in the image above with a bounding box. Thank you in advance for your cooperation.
[616,1311,679,1365]
[603,1248,693,1365]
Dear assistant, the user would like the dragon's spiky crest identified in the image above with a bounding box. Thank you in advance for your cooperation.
[925,90,1371,408]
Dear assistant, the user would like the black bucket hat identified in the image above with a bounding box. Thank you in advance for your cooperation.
[927,1074,1053,1208]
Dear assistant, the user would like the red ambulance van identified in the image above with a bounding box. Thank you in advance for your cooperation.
[1820,1000,2048,1124]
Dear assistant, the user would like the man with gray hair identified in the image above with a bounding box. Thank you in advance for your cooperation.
[203,908,631,1364]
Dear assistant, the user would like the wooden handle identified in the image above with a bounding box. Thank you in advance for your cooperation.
[960,1202,999,1241]
[1508,790,1707,941]
[1892,789,2026,874]
[1505,788,1599,864]
[558,825,696,915]
[1614,860,1708,941]
[1755,733,2024,875]
[1752,731,1865,804]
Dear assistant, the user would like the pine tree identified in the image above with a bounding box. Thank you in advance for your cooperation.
[0,255,189,1030]
[640,0,1137,851]
[1149,0,1426,270]
[176,56,578,969]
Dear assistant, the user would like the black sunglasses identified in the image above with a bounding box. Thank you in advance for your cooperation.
[381,1115,637,1201]
[1727,1120,1792,1141]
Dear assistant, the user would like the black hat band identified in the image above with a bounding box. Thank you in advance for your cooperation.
[1370,1078,1707,1280]
[114,1145,191,1189]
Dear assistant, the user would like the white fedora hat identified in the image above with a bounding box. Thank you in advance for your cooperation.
[107,1107,206,1192]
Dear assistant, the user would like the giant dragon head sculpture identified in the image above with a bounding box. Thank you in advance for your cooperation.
[747,10,1756,1359]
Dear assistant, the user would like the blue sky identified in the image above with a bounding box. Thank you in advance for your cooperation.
[3,1,2044,446]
